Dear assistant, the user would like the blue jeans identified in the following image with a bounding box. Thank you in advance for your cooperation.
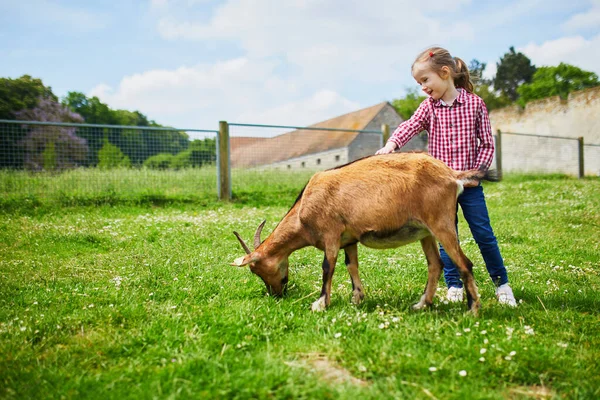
[439,185,508,288]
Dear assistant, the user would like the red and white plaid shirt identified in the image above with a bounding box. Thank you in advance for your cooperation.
[388,88,494,171]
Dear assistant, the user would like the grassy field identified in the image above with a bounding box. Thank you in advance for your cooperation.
[0,167,316,211]
[0,170,599,399]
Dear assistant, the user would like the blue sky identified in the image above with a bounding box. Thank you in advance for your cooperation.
[1,0,599,133]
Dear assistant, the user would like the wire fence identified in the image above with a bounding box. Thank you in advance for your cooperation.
[497,131,599,177]
[225,122,386,200]
[0,120,218,203]
[0,119,598,205]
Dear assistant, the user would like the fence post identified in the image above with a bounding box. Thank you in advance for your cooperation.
[495,129,503,179]
[578,136,584,179]
[218,121,231,201]
[381,124,390,147]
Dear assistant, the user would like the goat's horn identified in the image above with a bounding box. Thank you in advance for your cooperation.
[254,220,266,249]
[233,231,251,254]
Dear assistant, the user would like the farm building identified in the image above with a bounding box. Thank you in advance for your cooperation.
[230,102,427,170]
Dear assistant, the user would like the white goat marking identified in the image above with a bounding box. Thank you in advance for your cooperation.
[311,297,327,312]
[456,180,465,196]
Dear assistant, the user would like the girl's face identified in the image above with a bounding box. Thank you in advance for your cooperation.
[412,62,453,101]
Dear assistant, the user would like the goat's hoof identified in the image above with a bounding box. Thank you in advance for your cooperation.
[311,297,327,312]
[412,294,430,310]
[467,301,481,317]
[351,291,365,305]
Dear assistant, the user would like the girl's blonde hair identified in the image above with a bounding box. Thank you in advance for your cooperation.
[412,47,474,93]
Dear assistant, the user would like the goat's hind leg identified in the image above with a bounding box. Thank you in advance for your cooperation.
[436,231,481,315]
[344,243,365,305]
[413,235,444,310]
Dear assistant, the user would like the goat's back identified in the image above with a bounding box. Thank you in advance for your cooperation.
[297,153,459,236]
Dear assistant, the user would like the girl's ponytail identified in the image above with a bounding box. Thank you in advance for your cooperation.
[413,47,475,94]
[453,57,474,93]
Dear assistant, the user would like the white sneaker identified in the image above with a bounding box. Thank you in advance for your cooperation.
[496,284,517,307]
[447,286,464,303]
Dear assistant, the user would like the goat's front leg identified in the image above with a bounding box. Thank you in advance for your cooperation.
[413,235,443,310]
[311,248,338,312]
[344,244,365,305]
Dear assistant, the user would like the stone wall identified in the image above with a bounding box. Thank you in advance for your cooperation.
[489,86,600,176]
[348,132,382,162]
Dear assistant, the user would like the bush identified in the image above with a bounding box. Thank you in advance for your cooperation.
[98,139,131,169]
[143,153,175,169]
[171,150,193,169]
[42,141,57,171]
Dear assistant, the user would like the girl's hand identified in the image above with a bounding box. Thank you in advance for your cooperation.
[464,180,480,188]
[376,142,397,155]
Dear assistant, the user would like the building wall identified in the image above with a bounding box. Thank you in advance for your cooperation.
[348,132,382,161]
[364,103,403,132]
[489,86,600,175]
[364,102,428,153]
[258,103,427,171]
[265,147,349,171]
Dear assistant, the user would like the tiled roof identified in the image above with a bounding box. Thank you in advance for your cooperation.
[231,102,389,168]
[230,137,269,153]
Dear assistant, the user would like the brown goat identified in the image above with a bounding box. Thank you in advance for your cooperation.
[232,152,496,314]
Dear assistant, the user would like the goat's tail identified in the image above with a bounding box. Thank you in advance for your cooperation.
[454,166,501,196]
[455,166,501,184]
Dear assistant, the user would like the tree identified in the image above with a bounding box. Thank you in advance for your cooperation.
[62,92,159,127]
[0,75,58,168]
[517,63,599,105]
[468,59,491,87]
[493,46,536,101]
[139,129,189,165]
[62,92,188,166]
[391,87,426,120]
[15,97,88,170]
[468,59,512,111]
[0,75,56,120]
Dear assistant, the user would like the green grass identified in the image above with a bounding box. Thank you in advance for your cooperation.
[0,167,316,212]
[0,171,599,399]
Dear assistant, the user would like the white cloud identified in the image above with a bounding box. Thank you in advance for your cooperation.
[562,1,600,31]
[236,90,361,127]
[519,34,600,74]
[470,0,545,31]
[483,62,497,81]
[93,0,483,130]
[89,58,280,114]
[156,0,475,85]
[86,0,600,132]
[88,58,358,131]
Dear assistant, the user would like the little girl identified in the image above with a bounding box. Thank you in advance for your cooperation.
[376,46,516,307]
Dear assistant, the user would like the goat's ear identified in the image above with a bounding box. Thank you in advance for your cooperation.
[230,254,260,267]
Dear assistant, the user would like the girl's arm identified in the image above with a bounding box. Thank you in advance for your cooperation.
[475,100,495,170]
[376,100,431,154]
